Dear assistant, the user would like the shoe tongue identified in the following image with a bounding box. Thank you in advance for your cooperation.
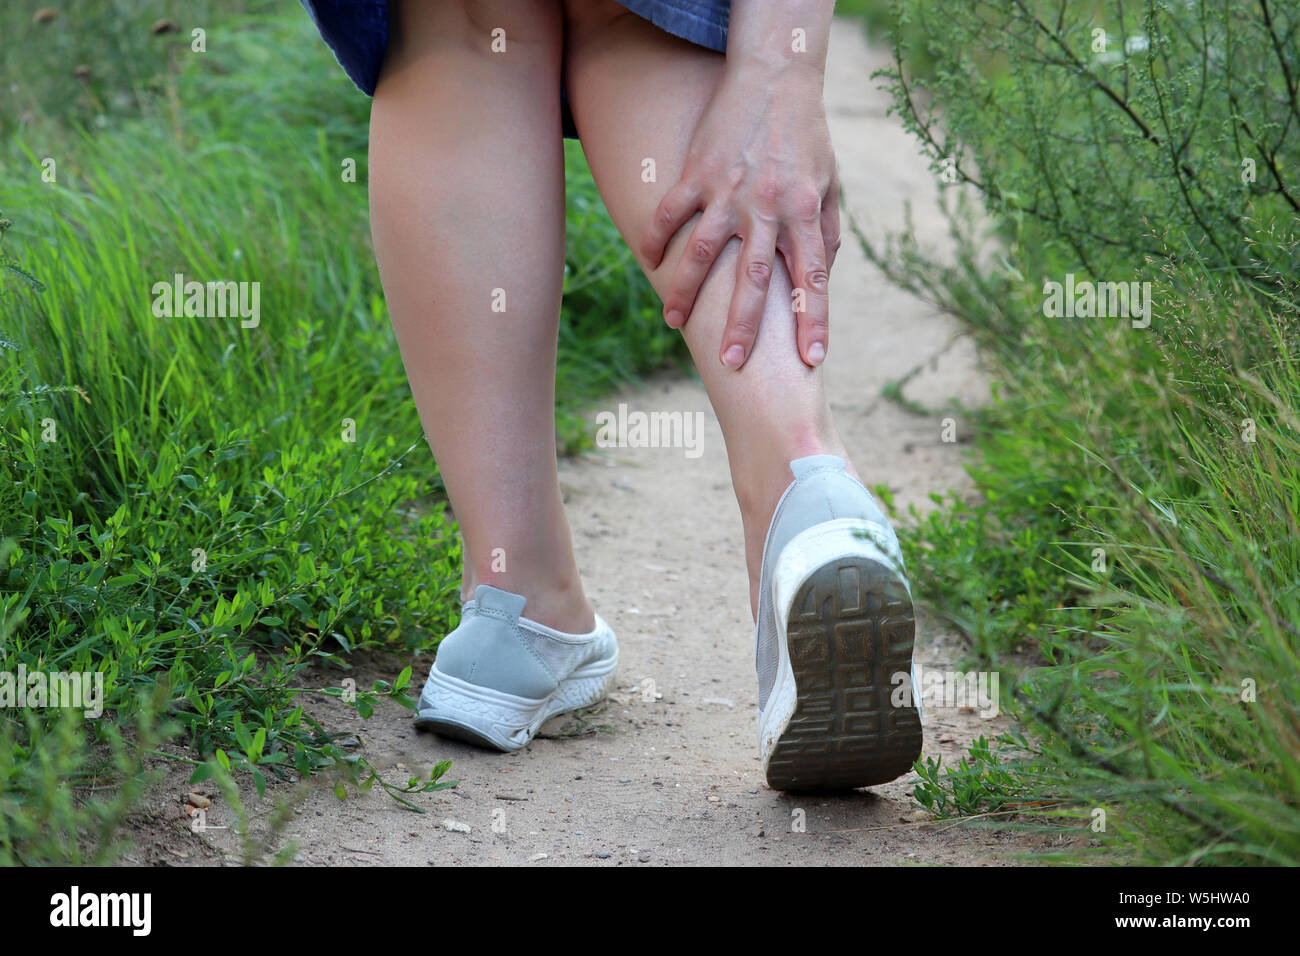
[789,454,845,480]
[473,584,527,619]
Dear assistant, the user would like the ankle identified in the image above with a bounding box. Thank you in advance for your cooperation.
[461,567,595,634]
[733,439,861,622]
[733,436,855,528]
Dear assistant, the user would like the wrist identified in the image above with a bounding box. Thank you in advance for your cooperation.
[726,49,825,93]
[725,0,832,90]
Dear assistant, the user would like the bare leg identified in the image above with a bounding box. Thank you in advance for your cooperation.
[560,0,857,617]
[369,0,593,632]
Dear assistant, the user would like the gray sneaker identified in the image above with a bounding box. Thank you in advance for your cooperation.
[414,584,618,752]
[755,455,923,790]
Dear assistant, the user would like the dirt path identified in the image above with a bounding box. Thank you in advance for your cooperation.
[151,19,1037,867]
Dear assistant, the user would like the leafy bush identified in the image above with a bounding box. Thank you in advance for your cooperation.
[880,0,1299,292]
[863,0,1300,863]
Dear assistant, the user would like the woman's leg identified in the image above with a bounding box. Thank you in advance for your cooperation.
[559,0,856,617]
[369,0,594,633]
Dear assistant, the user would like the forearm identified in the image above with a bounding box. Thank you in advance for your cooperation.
[725,0,835,89]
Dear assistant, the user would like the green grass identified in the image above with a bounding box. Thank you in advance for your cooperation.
[891,263,1300,863]
[11,0,1293,869]
[0,2,677,863]
[861,0,1300,864]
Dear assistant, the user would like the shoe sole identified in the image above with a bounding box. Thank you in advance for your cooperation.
[413,656,617,753]
[761,519,923,791]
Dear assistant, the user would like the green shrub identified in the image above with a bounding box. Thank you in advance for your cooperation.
[863,0,1300,863]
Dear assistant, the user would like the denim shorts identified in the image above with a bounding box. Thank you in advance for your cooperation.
[299,0,730,139]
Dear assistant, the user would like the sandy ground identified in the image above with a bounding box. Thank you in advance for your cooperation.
[128,19,1055,867]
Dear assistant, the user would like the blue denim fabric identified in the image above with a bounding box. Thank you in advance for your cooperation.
[299,0,729,140]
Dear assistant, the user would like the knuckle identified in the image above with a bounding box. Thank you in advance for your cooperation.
[791,190,822,221]
[690,237,715,262]
[755,176,785,205]
[801,312,829,332]
[804,267,830,292]
[655,204,677,229]
[746,257,773,287]
[701,157,727,183]
[730,314,759,338]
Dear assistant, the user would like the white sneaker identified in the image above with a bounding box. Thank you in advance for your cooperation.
[414,585,618,752]
[755,455,923,790]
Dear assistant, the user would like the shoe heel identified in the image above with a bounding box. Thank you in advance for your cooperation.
[764,519,923,790]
